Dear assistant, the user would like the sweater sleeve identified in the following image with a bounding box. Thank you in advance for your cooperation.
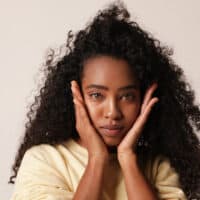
[10,145,74,200]
[151,156,187,200]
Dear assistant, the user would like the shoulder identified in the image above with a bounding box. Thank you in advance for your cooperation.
[146,155,180,185]
[21,143,64,166]
[16,143,68,181]
[20,138,88,172]
[146,155,187,200]
[23,138,82,161]
[11,142,77,200]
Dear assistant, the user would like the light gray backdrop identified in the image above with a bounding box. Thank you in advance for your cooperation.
[1,0,200,199]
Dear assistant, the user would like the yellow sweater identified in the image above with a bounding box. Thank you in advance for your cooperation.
[10,139,187,200]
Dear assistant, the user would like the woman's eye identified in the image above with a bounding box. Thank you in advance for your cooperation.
[89,93,103,100]
[121,93,135,101]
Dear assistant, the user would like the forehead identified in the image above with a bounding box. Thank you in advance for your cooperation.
[82,56,138,85]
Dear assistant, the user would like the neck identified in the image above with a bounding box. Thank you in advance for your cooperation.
[75,138,117,154]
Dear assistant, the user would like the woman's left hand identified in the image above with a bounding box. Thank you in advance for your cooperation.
[117,83,159,159]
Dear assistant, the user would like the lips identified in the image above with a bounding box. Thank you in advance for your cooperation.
[100,125,124,136]
[101,124,123,129]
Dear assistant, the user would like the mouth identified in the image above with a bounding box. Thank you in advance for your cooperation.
[99,125,124,137]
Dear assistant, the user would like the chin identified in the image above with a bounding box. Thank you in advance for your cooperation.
[102,136,122,147]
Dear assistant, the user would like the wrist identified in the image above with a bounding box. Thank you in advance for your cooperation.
[89,153,109,166]
[118,150,138,165]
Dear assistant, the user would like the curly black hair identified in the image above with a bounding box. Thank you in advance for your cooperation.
[9,2,200,199]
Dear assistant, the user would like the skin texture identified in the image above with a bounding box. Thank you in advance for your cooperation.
[71,55,159,199]
[81,56,141,148]
[10,4,200,198]
[72,56,158,154]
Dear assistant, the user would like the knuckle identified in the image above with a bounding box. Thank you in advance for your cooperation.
[76,126,81,133]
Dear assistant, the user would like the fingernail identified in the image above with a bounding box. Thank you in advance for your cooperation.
[70,81,73,87]
[71,80,76,86]
[156,97,159,102]
[73,98,79,105]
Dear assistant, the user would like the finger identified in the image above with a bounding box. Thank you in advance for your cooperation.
[73,98,81,135]
[71,81,96,135]
[71,80,84,103]
[141,97,159,123]
[141,83,157,112]
[71,81,82,102]
[73,97,94,132]
[124,97,159,145]
[141,83,158,114]
[134,97,159,136]
[73,98,82,125]
[73,98,86,137]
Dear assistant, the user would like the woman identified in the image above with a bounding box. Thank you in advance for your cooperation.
[9,2,200,199]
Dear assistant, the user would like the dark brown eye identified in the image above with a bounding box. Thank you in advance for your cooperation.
[89,92,103,100]
[120,93,135,101]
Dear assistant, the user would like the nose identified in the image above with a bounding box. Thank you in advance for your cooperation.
[104,98,123,120]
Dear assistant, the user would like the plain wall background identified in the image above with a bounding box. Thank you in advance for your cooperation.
[1,0,199,199]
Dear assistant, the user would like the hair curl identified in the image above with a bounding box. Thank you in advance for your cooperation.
[9,2,200,199]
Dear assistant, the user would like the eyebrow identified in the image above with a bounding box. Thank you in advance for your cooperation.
[85,84,139,91]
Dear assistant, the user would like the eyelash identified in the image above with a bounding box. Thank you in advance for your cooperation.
[89,92,103,99]
[121,93,136,100]
[88,92,135,101]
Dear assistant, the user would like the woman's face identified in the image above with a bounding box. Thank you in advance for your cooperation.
[81,56,141,147]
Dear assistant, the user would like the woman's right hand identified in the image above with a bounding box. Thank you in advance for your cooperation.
[71,80,109,161]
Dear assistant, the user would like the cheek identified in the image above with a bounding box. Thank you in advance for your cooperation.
[84,100,101,123]
[124,103,141,123]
